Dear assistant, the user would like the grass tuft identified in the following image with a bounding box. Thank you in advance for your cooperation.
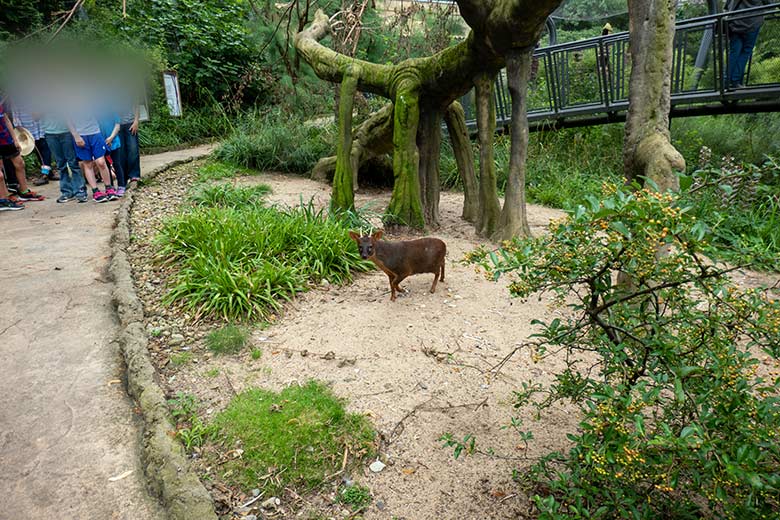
[196,161,257,182]
[158,193,372,320]
[206,325,250,354]
[210,381,374,494]
[190,182,271,209]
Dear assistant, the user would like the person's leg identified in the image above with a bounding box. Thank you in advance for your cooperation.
[94,156,112,186]
[0,171,24,210]
[734,28,761,86]
[2,157,18,187]
[727,31,746,87]
[111,148,126,189]
[122,123,141,180]
[81,160,98,189]
[60,133,86,198]
[47,133,73,198]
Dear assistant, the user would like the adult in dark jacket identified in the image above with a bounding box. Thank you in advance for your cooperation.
[725,0,771,88]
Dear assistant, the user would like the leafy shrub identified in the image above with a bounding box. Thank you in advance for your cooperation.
[683,156,780,271]
[190,182,271,209]
[206,325,250,354]
[469,184,780,519]
[215,111,334,174]
[158,196,371,320]
[210,381,374,494]
[138,105,233,150]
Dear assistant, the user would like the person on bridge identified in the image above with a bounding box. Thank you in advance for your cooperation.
[725,0,771,89]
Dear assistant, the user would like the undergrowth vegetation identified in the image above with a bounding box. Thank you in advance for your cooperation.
[209,381,374,495]
[158,180,370,320]
[467,185,780,519]
[205,325,250,355]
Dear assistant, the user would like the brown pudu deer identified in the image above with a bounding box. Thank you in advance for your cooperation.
[349,230,446,301]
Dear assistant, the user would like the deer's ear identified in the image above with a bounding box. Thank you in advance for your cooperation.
[348,231,360,242]
[372,230,384,241]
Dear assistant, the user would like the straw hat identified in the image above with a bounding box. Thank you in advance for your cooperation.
[13,127,35,156]
[602,23,614,33]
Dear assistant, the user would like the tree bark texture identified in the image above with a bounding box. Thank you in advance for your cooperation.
[495,48,533,241]
[623,0,686,192]
[444,101,479,223]
[331,69,360,212]
[417,105,442,228]
[475,73,502,238]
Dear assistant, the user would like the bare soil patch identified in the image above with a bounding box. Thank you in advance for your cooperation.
[126,161,779,519]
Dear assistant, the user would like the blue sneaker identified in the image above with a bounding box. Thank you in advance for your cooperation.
[0,198,25,211]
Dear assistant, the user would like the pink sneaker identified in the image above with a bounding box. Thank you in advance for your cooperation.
[93,190,108,203]
[106,187,118,201]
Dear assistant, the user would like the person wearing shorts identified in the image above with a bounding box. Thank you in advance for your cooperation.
[0,101,44,202]
[69,116,117,203]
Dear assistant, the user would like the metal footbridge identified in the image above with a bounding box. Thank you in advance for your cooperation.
[461,3,780,132]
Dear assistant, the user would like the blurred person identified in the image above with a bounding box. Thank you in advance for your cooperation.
[0,100,45,202]
[68,114,117,202]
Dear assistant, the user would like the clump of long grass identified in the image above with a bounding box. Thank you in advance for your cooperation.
[158,196,371,320]
[214,109,334,174]
[189,182,271,209]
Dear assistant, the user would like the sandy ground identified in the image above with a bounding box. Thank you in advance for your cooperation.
[127,163,780,520]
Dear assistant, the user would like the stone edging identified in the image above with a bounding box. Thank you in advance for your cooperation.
[109,155,218,520]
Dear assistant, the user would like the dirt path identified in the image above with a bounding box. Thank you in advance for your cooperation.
[0,145,212,520]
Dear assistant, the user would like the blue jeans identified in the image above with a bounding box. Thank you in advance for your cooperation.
[46,132,85,197]
[118,123,141,180]
[727,28,760,87]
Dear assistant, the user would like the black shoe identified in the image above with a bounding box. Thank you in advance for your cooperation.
[33,176,49,186]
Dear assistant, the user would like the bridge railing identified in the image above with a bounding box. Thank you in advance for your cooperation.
[461,3,780,130]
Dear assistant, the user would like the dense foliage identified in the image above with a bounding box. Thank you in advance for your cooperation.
[469,185,780,519]
[158,174,371,320]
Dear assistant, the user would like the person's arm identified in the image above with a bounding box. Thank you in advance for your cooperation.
[68,121,85,147]
[130,105,140,135]
[4,114,21,151]
[106,122,120,146]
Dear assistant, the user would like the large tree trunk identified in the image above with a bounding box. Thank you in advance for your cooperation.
[417,105,442,228]
[331,68,360,212]
[444,101,479,223]
[623,0,685,191]
[494,48,533,241]
[386,84,425,228]
[475,72,502,238]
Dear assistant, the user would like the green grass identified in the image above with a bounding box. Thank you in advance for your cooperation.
[215,109,334,174]
[196,161,258,182]
[158,194,372,320]
[189,182,271,209]
[206,325,250,354]
[210,381,374,494]
[339,484,372,511]
[250,348,263,360]
[206,368,220,377]
[170,352,194,366]
[138,104,233,150]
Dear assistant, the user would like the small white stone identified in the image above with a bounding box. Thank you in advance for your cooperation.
[369,459,386,473]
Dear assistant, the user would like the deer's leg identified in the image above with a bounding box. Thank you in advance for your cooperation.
[440,260,445,282]
[394,274,408,294]
[430,270,440,293]
[387,273,398,301]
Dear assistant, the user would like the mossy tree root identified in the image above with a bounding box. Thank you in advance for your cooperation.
[386,87,425,229]
[444,101,479,223]
[332,69,360,212]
